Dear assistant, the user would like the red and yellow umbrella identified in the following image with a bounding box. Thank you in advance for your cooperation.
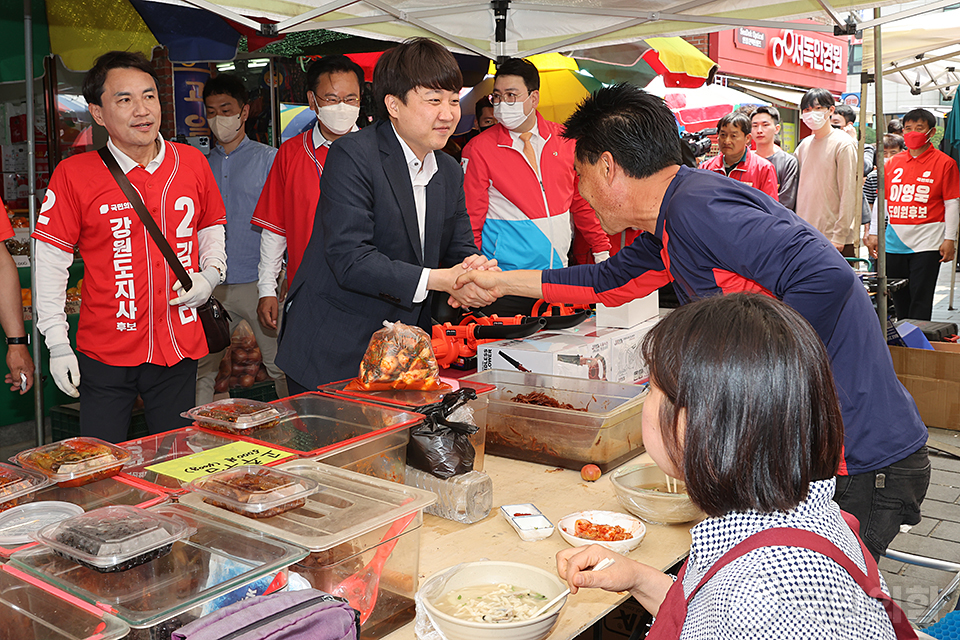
[572,37,717,89]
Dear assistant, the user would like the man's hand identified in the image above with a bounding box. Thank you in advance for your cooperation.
[940,239,956,263]
[169,268,218,308]
[429,266,498,308]
[460,254,499,271]
[5,344,34,394]
[864,234,879,259]
[831,241,845,252]
[258,296,279,330]
[453,269,507,302]
[49,343,80,398]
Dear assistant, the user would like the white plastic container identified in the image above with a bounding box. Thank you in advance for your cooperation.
[500,504,555,542]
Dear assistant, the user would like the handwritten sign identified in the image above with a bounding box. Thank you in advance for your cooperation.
[145,441,293,484]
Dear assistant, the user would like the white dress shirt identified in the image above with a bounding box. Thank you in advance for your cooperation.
[391,124,438,303]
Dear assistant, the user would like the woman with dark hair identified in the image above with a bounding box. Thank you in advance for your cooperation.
[557,293,913,639]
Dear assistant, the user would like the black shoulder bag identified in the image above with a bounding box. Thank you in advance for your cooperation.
[98,147,232,353]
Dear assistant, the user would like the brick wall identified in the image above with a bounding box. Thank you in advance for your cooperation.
[150,46,176,140]
[683,35,710,57]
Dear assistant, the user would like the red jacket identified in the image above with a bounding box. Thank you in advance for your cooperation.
[699,150,779,201]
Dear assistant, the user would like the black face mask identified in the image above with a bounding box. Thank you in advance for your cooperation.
[479,123,495,132]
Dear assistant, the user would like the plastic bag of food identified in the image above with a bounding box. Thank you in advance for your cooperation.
[346,321,449,391]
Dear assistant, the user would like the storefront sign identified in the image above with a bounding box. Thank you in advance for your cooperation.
[735,27,766,50]
[769,30,843,75]
[842,92,861,107]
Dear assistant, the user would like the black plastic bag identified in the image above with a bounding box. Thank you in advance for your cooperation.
[407,389,479,479]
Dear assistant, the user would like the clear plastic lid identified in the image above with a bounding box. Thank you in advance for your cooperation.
[13,437,131,485]
[319,377,495,408]
[0,501,83,546]
[33,505,193,571]
[183,398,294,433]
[0,462,50,510]
[187,465,319,517]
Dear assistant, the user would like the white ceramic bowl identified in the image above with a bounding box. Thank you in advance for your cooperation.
[420,560,568,640]
[557,510,646,553]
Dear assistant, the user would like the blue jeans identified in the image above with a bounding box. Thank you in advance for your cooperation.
[834,445,930,561]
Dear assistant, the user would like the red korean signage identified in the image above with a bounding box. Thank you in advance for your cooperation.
[713,24,848,93]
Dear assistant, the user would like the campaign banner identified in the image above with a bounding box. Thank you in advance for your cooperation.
[173,64,213,138]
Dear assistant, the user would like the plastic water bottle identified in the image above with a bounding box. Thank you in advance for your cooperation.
[403,466,492,524]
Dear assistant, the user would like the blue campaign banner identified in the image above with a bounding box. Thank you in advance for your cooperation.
[173,64,213,138]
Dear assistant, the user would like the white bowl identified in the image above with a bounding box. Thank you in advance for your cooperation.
[557,510,646,553]
[420,560,567,640]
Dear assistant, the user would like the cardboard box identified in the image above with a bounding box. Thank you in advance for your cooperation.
[477,317,658,383]
[596,291,659,328]
[889,342,960,431]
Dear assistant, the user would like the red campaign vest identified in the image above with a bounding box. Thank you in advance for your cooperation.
[646,513,917,640]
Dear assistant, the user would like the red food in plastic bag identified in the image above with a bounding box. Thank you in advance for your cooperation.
[346,321,450,391]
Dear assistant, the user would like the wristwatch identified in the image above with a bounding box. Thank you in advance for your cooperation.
[6,336,29,345]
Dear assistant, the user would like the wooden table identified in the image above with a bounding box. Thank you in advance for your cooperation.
[388,453,695,640]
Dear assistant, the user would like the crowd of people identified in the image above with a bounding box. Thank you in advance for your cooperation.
[1,36,952,637]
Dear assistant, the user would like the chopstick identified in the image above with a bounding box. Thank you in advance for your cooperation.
[535,557,616,618]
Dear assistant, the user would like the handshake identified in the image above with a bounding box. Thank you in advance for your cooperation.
[428,254,506,309]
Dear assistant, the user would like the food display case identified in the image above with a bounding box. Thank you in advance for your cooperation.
[224,393,424,484]
[461,370,647,472]
[318,378,495,472]
[10,503,307,640]
[0,564,129,640]
[179,459,436,640]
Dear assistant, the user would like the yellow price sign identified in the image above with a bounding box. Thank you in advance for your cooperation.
[145,441,294,484]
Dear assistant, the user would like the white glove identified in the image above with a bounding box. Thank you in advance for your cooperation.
[49,343,80,398]
[593,251,610,263]
[169,268,219,308]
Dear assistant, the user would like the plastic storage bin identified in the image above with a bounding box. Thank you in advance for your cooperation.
[0,462,49,511]
[187,465,318,519]
[13,437,132,488]
[183,398,293,435]
[179,459,436,640]
[319,378,494,472]
[231,392,424,484]
[0,564,129,640]
[10,503,307,640]
[461,370,647,472]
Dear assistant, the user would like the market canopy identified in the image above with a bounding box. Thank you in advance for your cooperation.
[150,0,911,62]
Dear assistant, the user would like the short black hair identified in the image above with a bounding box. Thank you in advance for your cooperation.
[887,118,903,134]
[902,108,936,130]
[475,95,493,123]
[883,133,906,151]
[373,38,462,121]
[82,50,158,107]
[834,104,856,124]
[495,57,540,92]
[800,87,835,111]
[717,111,751,136]
[305,54,365,96]
[202,73,247,105]
[752,105,781,125]
[640,293,844,517]
[563,83,682,179]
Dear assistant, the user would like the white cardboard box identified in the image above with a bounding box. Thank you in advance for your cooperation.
[596,291,659,328]
[477,316,659,383]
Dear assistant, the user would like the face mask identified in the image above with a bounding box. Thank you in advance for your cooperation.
[210,113,244,144]
[800,110,828,131]
[903,130,932,150]
[317,102,360,136]
[494,99,530,130]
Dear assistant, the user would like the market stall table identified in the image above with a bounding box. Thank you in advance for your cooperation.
[390,452,694,640]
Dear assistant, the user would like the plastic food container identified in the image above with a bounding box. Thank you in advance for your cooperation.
[118,427,254,494]
[179,459,436,640]
[0,462,49,511]
[610,463,703,525]
[187,465,318,519]
[319,378,495,471]
[461,370,647,472]
[13,437,132,487]
[33,505,193,573]
[183,398,294,434]
[10,503,307,640]
[500,503,555,542]
[0,501,83,547]
[0,564,129,640]
[231,393,424,484]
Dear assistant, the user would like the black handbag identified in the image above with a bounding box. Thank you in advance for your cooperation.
[98,147,232,353]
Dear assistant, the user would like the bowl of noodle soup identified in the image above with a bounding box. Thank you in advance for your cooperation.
[420,560,568,640]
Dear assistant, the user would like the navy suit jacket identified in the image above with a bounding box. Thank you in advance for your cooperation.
[276,120,478,388]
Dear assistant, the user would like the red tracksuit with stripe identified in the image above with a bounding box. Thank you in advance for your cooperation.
[542,166,925,476]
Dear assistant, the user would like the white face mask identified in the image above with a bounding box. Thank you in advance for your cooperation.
[494,99,530,130]
[210,113,244,144]
[800,110,828,131]
[317,102,360,136]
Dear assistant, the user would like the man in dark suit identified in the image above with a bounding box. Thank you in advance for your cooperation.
[276,38,496,393]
